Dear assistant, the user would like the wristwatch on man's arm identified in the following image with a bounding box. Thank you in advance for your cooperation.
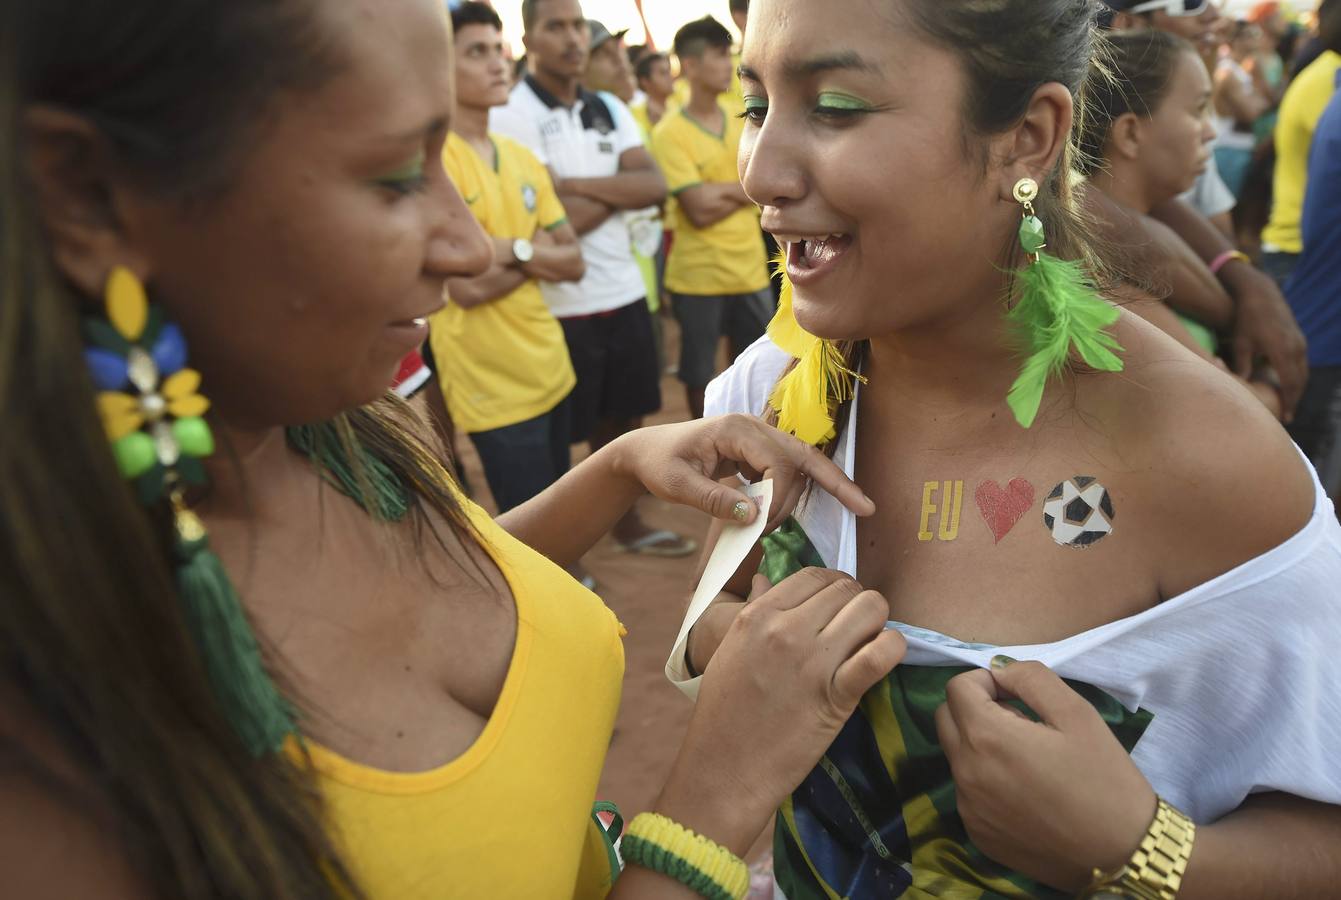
[510,238,534,266]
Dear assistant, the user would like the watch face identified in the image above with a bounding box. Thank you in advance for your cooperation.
[513,239,533,263]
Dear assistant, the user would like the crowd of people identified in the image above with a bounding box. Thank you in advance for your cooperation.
[426,0,1341,567]
[5,0,1341,898]
[423,0,775,580]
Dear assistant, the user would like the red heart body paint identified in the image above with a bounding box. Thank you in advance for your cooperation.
[975,478,1036,544]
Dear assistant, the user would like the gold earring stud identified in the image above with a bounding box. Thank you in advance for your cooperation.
[1013,177,1039,206]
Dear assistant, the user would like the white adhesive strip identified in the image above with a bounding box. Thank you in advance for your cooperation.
[664,479,774,701]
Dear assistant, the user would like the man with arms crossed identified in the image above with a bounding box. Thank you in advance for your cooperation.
[653,16,771,421]
[496,0,697,558]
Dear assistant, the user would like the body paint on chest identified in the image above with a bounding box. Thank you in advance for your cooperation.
[1043,475,1115,548]
[917,481,964,542]
[974,478,1036,544]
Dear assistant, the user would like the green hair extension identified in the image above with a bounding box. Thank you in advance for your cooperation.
[1005,247,1124,428]
[173,503,297,757]
[286,422,410,522]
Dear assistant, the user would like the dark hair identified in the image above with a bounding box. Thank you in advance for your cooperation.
[769,0,1114,448]
[1321,0,1341,51]
[635,50,670,82]
[674,16,734,61]
[19,1,342,201]
[7,3,362,894]
[1230,19,1262,45]
[7,0,483,896]
[452,1,503,33]
[1077,29,1194,176]
[521,0,550,31]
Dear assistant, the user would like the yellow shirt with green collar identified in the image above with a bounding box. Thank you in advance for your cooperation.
[432,132,576,434]
[651,108,769,296]
[1262,50,1341,254]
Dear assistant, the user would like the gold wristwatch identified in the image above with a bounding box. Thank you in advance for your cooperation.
[1077,798,1196,900]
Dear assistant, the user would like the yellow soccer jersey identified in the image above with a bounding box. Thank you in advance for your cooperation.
[433,133,576,433]
[652,110,769,296]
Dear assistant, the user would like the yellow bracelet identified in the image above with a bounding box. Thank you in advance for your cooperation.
[621,812,750,900]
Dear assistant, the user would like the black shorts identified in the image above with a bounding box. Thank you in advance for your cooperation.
[560,299,662,444]
[672,288,774,389]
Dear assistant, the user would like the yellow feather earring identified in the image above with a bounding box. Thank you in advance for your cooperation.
[765,254,864,446]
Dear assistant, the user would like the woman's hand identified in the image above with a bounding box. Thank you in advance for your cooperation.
[498,414,873,567]
[651,569,906,856]
[934,660,1157,892]
[608,413,875,532]
[685,574,773,677]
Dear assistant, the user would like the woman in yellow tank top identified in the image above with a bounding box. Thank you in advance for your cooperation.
[2,0,906,898]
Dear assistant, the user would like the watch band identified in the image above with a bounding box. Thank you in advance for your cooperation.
[1078,798,1196,900]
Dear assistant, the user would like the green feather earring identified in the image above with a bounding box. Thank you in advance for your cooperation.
[1005,177,1124,428]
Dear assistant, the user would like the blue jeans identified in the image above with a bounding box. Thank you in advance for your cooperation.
[1288,366,1341,506]
[468,395,572,513]
[1261,251,1301,292]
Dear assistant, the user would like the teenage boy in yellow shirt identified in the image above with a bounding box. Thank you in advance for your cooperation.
[432,2,585,511]
[652,16,771,419]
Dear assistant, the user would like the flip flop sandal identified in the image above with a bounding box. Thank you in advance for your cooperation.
[617,529,699,558]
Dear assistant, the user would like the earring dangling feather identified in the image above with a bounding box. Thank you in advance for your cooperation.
[765,253,863,445]
[1005,179,1123,428]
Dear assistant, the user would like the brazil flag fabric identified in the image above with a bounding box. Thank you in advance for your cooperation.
[762,518,1152,899]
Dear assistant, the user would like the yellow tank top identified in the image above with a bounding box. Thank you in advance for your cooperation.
[286,499,626,899]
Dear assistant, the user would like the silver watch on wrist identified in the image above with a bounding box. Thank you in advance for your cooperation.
[511,238,534,265]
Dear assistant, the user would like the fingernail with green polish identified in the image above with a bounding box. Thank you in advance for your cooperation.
[991,654,1018,670]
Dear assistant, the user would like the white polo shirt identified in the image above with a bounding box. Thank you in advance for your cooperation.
[491,76,647,318]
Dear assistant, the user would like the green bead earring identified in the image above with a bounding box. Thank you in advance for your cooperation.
[1016,178,1047,257]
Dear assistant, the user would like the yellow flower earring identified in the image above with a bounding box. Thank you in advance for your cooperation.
[83,266,296,756]
[84,266,214,502]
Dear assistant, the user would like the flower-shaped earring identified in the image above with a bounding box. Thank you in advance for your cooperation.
[84,266,214,504]
[83,268,295,755]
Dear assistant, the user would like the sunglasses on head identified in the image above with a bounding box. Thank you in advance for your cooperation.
[1125,0,1212,16]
